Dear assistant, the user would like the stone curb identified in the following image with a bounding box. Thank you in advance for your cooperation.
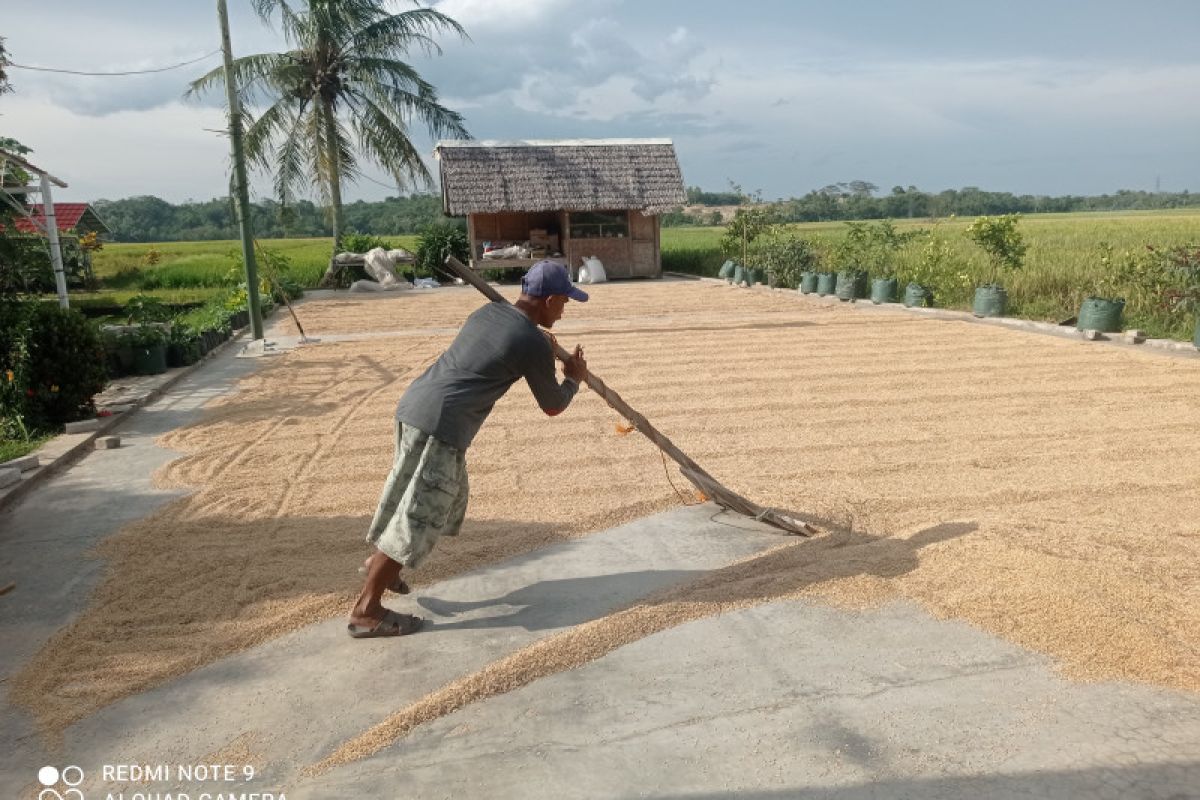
[680,274,1200,360]
[0,329,249,516]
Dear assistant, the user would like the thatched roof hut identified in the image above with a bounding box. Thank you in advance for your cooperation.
[435,139,685,279]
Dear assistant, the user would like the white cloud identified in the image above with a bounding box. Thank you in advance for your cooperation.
[429,0,580,33]
[1,96,235,202]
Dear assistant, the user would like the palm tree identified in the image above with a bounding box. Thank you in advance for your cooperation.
[189,0,470,251]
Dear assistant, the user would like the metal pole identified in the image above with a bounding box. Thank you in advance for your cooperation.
[40,175,69,309]
[217,0,264,340]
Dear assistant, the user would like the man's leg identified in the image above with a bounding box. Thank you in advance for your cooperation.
[349,549,403,629]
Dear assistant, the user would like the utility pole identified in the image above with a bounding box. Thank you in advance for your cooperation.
[39,175,69,308]
[217,0,264,340]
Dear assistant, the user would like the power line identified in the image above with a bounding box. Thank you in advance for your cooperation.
[9,49,221,76]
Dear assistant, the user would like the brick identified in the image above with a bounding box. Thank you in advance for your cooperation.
[64,419,101,434]
[1123,329,1145,344]
[95,436,121,450]
[0,468,19,489]
[0,454,38,472]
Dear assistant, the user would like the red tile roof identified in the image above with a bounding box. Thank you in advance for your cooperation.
[12,203,94,234]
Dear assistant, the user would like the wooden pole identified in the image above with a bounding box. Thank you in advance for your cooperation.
[443,256,814,537]
[217,0,264,340]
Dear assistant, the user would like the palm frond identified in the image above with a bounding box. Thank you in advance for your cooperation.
[273,108,311,207]
[347,91,433,189]
[186,52,294,101]
[351,7,469,57]
[358,78,468,141]
[242,98,297,169]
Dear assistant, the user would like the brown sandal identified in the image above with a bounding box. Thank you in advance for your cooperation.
[347,609,423,639]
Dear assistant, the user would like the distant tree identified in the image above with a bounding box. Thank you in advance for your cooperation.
[0,36,12,95]
[189,0,470,253]
[847,180,878,198]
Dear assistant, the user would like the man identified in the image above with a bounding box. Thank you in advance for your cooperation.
[348,260,589,638]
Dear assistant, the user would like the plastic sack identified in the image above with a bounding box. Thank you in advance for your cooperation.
[350,279,385,292]
[362,247,400,286]
[578,255,608,284]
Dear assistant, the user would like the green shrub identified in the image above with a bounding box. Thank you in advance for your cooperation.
[1,302,107,431]
[0,234,88,293]
[661,248,725,276]
[966,214,1027,285]
[124,294,173,324]
[415,222,469,279]
[340,231,393,254]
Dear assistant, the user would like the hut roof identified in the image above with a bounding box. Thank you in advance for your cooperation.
[435,139,686,216]
[13,203,111,236]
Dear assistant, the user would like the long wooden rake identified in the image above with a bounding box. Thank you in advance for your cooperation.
[444,256,814,537]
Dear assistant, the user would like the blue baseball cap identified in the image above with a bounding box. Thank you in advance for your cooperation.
[521,260,589,302]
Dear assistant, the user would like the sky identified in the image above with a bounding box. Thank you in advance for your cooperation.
[3,0,1199,205]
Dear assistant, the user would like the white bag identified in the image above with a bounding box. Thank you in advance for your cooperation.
[578,255,608,284]
[362,247,400,286]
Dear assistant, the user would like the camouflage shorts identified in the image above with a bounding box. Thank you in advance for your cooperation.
[365,422,469,568]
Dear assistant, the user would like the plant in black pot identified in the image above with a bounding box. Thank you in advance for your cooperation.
[902,227,954,308]
[833,222,869,302]
[166,323,202,367]
[124,325,169,376]
[965,214,1026,318]
[864,220,923,304]
[719,200,775,289]
[750,228,818,290]
[1074,242,1130,333]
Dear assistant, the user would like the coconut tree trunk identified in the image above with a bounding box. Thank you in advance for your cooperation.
[322,99,345,254]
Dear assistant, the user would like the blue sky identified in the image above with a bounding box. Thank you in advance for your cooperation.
[3,0,1198,204]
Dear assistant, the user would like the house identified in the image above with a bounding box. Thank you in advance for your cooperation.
[435,138,686,279]
[12,203,111,237]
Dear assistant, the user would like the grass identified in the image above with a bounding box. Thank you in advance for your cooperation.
[662,209,1200,341]
[0,434,50,464]
[92,236,419,291]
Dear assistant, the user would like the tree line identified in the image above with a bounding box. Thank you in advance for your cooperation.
[90,183,1200,242]
[92,194,446,242]
[666,183,1200,226]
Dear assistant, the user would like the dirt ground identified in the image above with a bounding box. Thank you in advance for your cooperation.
[12,280,1200,738]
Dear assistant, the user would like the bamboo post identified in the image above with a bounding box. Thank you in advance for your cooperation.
[444,256,814,537]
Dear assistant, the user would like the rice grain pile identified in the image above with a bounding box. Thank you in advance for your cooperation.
[12,281,1200,739]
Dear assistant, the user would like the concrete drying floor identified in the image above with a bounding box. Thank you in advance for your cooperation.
[2,279,1199,799]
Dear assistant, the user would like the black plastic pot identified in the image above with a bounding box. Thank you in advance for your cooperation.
[870,277,898,304]
[1077,297,1124,333]
[816,272,837,296]
[904,283,932,307]
[835,270,868,301]
[973,285,1008,318]
[133,343,168,375]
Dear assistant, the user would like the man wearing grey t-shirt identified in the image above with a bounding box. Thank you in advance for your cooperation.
[348,260,589,638]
